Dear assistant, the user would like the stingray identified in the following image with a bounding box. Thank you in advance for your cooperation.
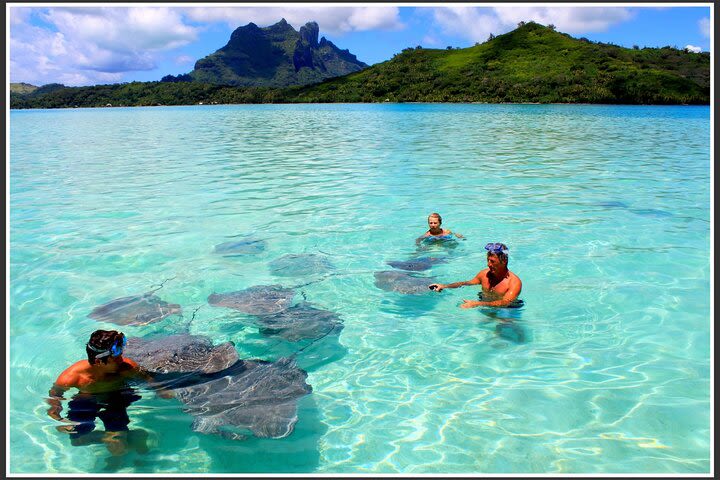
[630,208,673,218]
[88,292,182,326]
[253,302,343,342]
[373,270,437,295]
[124,334,238,374]
[126,334,311,440]
[595,201,629,209]
[386,256,447,272]
[268,253,334,277]
[208,285,295,315]
[417,236,459,252]
[172,357,312,440]
[214,238,267,256]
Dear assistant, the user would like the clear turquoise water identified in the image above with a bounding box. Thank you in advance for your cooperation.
[9,104,711,474]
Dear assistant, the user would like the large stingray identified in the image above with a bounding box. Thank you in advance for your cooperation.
[126,334,312,440]
[386,256,447,272]
[175,358,311,439]
[214,238,267,256]
[124,334,238,374]
[374,270,437,295]
[253,302,343,342]
[594,201,673,218]
[268,253,334,277]
[208,285,295,315]
[88,292,182,326]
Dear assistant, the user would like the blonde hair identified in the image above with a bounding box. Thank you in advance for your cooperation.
[428,213,442,224]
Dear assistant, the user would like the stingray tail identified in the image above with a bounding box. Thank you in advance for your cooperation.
[180,304,204,330]
[289,322,341,360]
[289,269,379,290]
[148,276,177,294]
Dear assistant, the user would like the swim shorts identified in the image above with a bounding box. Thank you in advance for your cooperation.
[66,388,142,436]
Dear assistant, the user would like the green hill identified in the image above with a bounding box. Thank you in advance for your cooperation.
[10,22,709,109]
[10,82,39,94]
[284,22,709,104]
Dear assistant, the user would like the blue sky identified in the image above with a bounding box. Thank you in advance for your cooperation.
[8,4,713,87]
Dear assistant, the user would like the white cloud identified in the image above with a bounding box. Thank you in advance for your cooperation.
[685,44,702,53]
[698,17,710,38]
[183,6,403,35]
[422,34,441,47]
[9,7,33,25]
[493,6,634,33]
[430,6,634,44]
[9,6,199,86]
[432,7,501,43]
[175,55,194,65]
[43,7,198,52]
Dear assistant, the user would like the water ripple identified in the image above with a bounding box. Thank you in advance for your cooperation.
[9,104,710,474]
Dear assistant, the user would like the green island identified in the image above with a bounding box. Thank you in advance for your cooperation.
[10,22,709,109]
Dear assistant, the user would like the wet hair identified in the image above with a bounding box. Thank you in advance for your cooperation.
[487,251,509,264]
[428,213,442,224]
[86,329,124,364]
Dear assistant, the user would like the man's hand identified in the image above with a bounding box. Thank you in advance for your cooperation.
[460,299,483,309]
[54,417,78,433]
[428,283,444,292]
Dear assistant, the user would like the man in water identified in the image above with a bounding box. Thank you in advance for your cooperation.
[46,329,170,455]
[416,212,464,244]
[428,242,522,308]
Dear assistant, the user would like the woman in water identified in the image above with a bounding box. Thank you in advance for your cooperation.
[416,212,464,244]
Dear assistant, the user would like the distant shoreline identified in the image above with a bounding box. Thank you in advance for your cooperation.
[10,101,708,111]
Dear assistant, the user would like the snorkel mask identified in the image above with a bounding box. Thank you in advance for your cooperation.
[484,242,509,255]
[87,334,126,360]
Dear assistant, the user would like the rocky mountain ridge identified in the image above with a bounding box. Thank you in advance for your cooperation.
[185,19,368,87]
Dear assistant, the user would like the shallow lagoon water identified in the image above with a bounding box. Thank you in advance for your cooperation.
[8,104,710,474]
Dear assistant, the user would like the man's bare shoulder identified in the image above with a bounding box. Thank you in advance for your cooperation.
[54,360,91,388]
[508,271,523,288]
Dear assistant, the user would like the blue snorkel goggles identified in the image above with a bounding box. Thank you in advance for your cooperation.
[485,242,509,255]
[87,334,126,359]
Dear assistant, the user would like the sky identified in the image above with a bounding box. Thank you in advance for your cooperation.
[8,3,713,87]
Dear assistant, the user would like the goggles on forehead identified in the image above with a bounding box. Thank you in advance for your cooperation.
[485,242,509,255]
[87,335,126,359]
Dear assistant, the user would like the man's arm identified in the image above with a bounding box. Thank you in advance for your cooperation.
[461,277,522,308]
[46,365,82,422]
[134,365,175,399]
[430,272,483,292]
[47,384,69,421]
